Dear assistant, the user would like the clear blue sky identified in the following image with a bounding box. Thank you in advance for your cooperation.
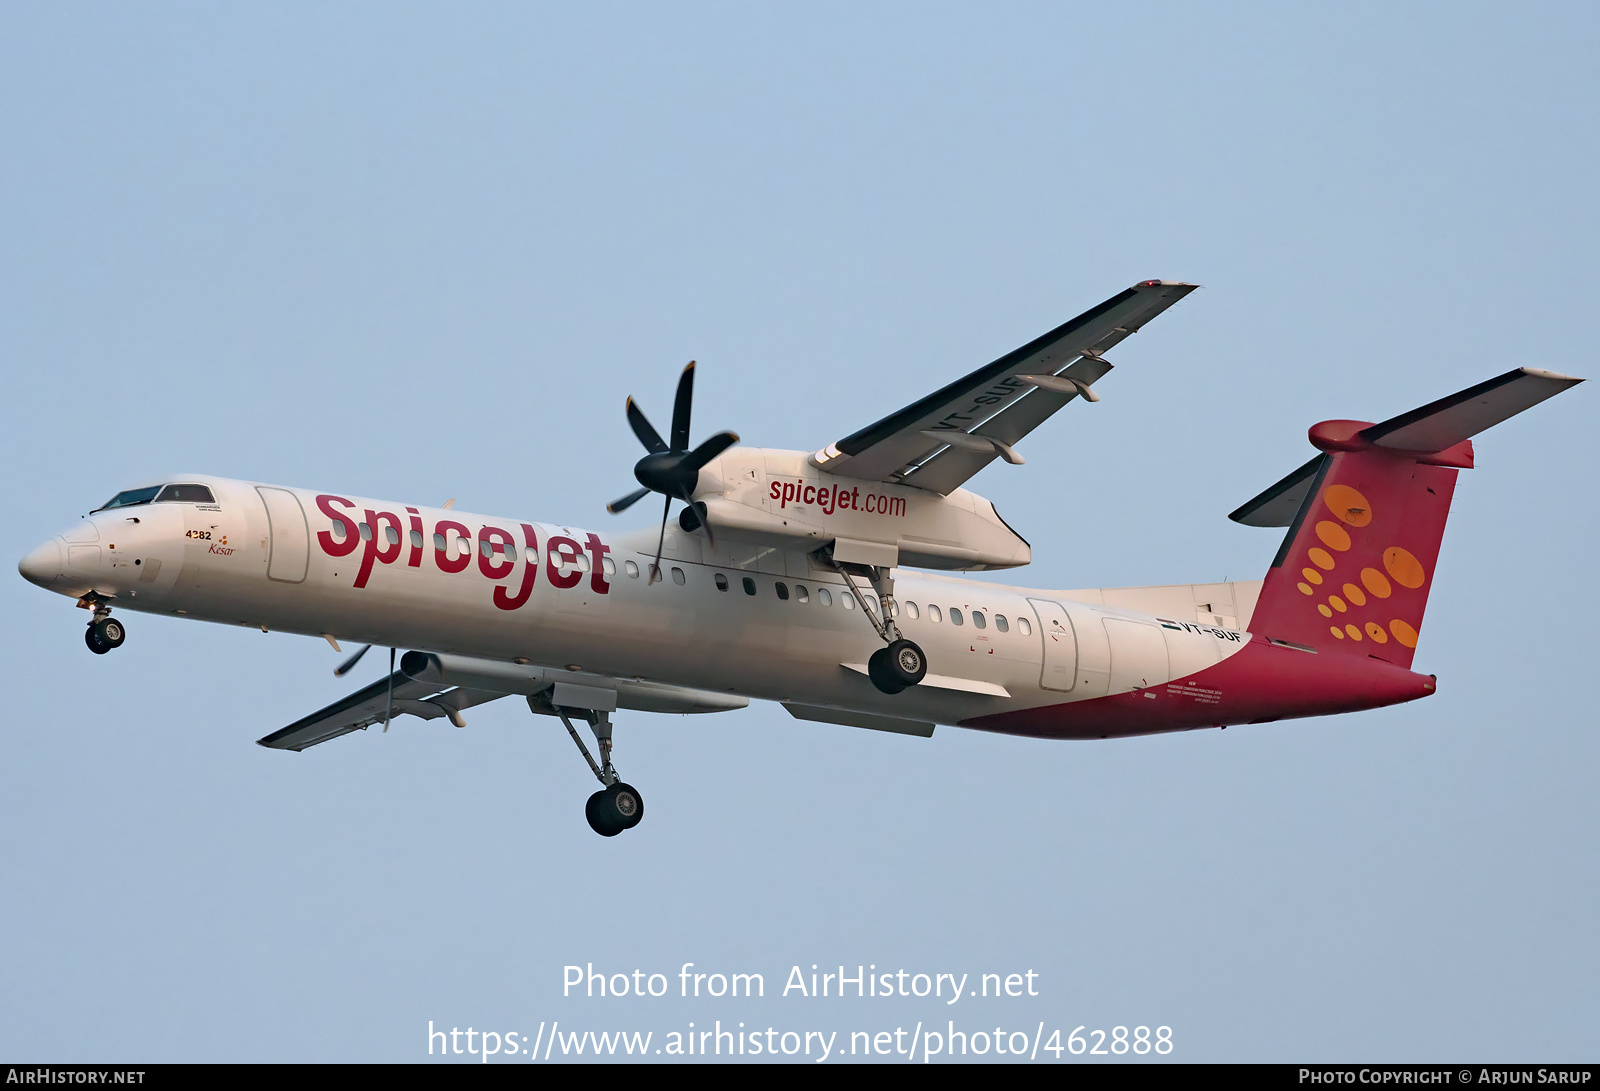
[2,2,1595,1062]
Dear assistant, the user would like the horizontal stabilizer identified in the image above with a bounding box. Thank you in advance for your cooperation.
[1228,455,1325,528]
[1231,367,1583,527]
[1362,367,1583,453]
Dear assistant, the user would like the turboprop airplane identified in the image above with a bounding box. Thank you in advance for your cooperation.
[16,281,1584,836]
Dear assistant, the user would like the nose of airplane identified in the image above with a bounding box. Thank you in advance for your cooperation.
[18,537,63,589]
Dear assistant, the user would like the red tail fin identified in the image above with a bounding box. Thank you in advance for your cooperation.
[1233,367,1583,668]
[1248,445,1455,668]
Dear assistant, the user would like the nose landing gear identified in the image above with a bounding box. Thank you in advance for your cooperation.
[82,598,125,655]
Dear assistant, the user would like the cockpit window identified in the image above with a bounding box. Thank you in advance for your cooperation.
[155,483,215,503]
[94,483,216,512]
[96,486,162,511]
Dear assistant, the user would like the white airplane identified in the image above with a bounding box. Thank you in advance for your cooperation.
[17,282,1584,836]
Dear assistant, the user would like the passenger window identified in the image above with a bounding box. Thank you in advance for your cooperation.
[480,538,492,557]
[715,573,729,591]
[505,543,517,562]
[905,601,920,619]
[624,560,640,579]
[410,529,424,549]
[432,532,445,551]
[795,584,809,603]
[928,605,942,622]
[995,614,1009,633]
[950,608,964,626]
[842,593,855,611]
[1018,617,1032,636]
[386,526,401,546]
[155,484,216,503]
[669,566,684,584]
[602,557,615,575]
[742,577,757,596]
[818,588,832,606]
[775,581,790,600]
[972,610,986,629]
[578,554,591,572]
[359,522,373,541]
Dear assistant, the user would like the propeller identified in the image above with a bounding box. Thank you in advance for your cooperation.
[608,361,738,582]
[334,643,371,676]
[331,642,398,732]
[382,646,395,732]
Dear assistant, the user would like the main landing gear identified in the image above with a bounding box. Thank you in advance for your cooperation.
[81,597,126,655]
[553,705,645,837]
[821,551,928,696]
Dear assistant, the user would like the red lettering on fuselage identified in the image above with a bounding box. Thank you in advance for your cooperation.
[546,536,583,589]
[354,509,402,588]
[585,533,611,594]
[477,525,516,582]
[310,494,610,609]
[434,520,472,574]
[493,523,540,611]
[316,495,361,557]
[405,508,424,568]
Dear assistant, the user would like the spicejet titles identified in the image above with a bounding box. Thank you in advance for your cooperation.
[314,495,611,609]
[767,479,907,517]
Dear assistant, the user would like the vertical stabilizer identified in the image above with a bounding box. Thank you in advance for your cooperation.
[1246,448,1455,668]
[1232,367,1582,668]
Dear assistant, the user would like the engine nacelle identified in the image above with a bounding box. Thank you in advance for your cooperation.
[694,448,1030,571]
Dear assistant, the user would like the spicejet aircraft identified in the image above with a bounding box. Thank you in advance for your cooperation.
[17,282,1583,836]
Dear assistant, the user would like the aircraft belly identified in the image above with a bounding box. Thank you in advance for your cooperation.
[958,635,1434,740]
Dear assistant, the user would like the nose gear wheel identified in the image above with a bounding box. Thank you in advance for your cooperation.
[85,616,125,654]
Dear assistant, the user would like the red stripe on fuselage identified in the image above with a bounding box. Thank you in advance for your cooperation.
[960,637,1436,740]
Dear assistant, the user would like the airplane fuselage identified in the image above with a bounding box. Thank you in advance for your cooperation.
[20,473,1436,741]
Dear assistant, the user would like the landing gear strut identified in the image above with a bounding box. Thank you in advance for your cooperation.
[82,598,125,655]
[820,550,928,695]
[555,706,645,837]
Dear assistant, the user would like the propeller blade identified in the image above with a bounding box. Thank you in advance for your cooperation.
[670,361,695,452]
[683,430,739,472]
[382,647,395,732]
[626,398,668,454]
[334,643,371,676]
[607,486,651,514]
[649,493,670,584]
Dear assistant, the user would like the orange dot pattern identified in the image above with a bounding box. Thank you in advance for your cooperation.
[1324,485,1373,527]
[1294,484,1427,653]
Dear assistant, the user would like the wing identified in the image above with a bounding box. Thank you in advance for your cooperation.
[257,670,509,751]
[257,652,753,751]
[811,280,1198,494]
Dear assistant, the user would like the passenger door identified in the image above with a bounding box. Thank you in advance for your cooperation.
[1027,598,1078,691]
